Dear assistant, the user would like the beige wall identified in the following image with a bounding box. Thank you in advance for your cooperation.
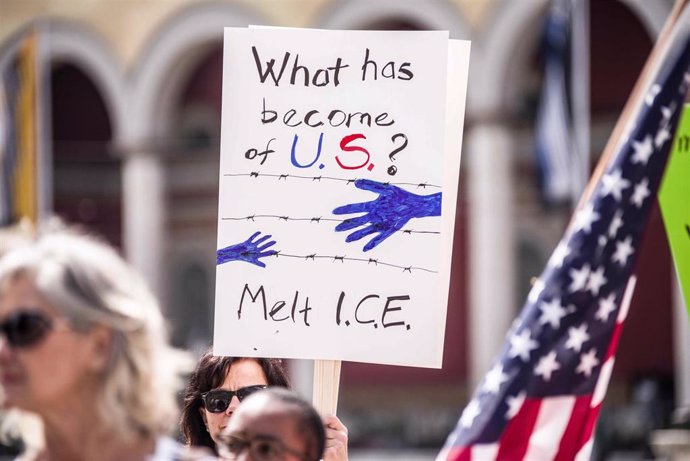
[0,0,314,67]
[0,0,494,68]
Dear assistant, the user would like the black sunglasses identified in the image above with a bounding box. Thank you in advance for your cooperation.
[200,385,268,413]
[0,310,54,348]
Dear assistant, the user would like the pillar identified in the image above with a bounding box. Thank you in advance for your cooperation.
[122,151,165,301]
[467,121,516,388]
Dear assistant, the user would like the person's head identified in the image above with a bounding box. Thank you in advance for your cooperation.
[180,349,290,453]
[219,388,325,461]
[0,223,189,442]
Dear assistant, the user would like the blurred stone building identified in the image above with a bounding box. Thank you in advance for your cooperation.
[0,0,683,457]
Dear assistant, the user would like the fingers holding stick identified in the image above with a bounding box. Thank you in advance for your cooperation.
[322,414,348,461]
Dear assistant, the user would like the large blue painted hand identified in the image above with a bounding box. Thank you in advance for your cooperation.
[217,232,278,268]
[333,179,442,251]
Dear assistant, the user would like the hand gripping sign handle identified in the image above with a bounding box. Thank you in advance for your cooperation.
[312,359,341,416]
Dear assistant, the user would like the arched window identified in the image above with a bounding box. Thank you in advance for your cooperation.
[51,63,121,247]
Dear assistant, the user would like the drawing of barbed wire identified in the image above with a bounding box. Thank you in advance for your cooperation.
[217,232,437,273]
[275,252,437,273]
[224,178,443,251]
[221,214,440,236]
[224,171,441,189]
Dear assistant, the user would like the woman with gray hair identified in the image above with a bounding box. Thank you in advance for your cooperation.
[0,224,205,460]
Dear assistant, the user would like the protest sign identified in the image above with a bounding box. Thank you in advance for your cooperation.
[214,27,469,368]
[660,103,690,311]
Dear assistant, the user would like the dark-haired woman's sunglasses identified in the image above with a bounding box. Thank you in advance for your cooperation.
[201,385,268,413]
[0,310,54,348]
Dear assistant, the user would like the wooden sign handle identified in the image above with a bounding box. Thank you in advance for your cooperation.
[312,359,341,416]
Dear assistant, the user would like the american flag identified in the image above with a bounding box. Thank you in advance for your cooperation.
[535,0,575,204]
[438,28,690,461]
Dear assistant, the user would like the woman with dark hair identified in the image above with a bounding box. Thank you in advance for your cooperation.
[180,349,349,460]
[180,351,290,454]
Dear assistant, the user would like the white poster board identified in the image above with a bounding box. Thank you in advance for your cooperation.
[214,27,469,368]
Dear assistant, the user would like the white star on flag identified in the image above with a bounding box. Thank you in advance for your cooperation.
[576,349,600,378]
[631,178,650,208]
[608,210,624,238]
[573,204,600,234]
[505,392,526,420]
[595,293,617,322]
[548,241,571,268]
[631,135,654,165]
[460,400,481,428]
[565,324,590,353]
[655,124,672,148]
[612,237,634,266]
[535,351,561,381]
[645,83,660,106]
[586,266,607,296]
[601,169,631,201]
[483,364,509,394]
[539,298,569,329]
[569,264,591,292]
[508,329,539,362]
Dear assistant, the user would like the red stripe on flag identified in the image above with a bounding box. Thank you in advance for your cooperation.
[604,321,624,360]
[579,401,603,451]
[495,398,542,460]
[554,395,593,461]
[604,277,635,360]
[443,446,471,461]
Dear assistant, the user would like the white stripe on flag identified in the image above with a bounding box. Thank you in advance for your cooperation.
[617,275,637,322]
[434,446,451,461]
[471,443,498,460]
[523,396,575,460]
[592,357,614,408]
[574,438,594,461]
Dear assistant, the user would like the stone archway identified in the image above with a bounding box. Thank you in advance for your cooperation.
[123,2,266,305]
[316,0,469,37]
[0,22,126,242]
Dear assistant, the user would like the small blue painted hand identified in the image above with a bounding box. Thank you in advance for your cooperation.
[333,179,442,251]
[217,232,278,268]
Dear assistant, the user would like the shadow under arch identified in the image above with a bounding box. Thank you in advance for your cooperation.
[50,60,122,246]
[315,0,469,38]
[125,1,267,147]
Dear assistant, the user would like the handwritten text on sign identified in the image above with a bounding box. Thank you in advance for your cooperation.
[245,46,413,176]
[214,28,465,368]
